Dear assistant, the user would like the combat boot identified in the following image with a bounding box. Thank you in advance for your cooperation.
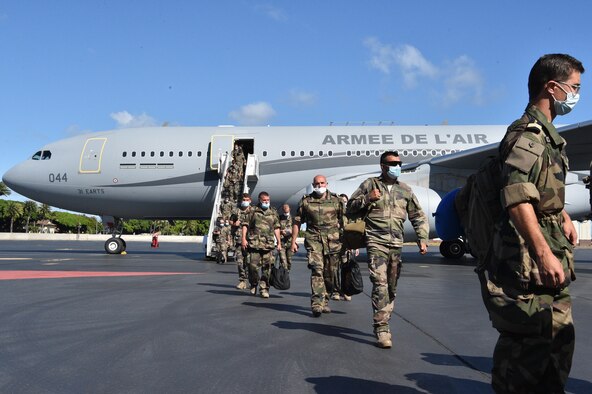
[260,289,269,298]
[376,331,392,349]
[236,281,247,290]
[322,305,331,314]
[250,286,257,295]
[312,306,322,317]
[331,293,340,301]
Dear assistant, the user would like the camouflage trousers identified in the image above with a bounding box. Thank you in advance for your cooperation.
[235,244,248,282]
[306,249,339,309]
[216,241,229,263]
[479,272,574,393]
[248,248,275,291]
[366,243,402,333]
[278,241,293,270]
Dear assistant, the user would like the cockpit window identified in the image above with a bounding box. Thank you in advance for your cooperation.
[32,151,42,160]
[41,151,52,160]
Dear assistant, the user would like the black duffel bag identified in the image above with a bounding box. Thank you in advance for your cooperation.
[341,256,363,296]
[270,259,291,290]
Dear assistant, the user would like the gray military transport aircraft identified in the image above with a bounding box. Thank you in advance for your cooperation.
[3,122,592,257]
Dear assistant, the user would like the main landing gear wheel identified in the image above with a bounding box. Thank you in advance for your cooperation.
[439,239,466,259]
[105,237,125,254]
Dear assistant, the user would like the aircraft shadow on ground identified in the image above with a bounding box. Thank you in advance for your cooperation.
[420,353,591,393]
[306,376,423,394]
[421,352,492,375]
[271,320,375,345]
[306,374,491,393]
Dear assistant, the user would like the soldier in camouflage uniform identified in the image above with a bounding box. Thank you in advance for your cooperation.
[278,204,294,270]
[219,198,234,220]
[480,54,583,393]
[347,151,428,348]
[233,193,252,289]
[291,175,344,317]
[214,218,232,264]
[241,191,281,298]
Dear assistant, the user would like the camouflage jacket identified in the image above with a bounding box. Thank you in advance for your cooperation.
[494,105,574,286]
[295,191,343,253]
[216,225,232,245]
[242,205,279,250]
[231,206,250,245]
[279,214,293,245]
[347,175,428,248]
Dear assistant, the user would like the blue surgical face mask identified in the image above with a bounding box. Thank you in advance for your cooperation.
[387,165,401,179]
[241,201,250,208]
[260,202,270,210]
[553,85,580,116]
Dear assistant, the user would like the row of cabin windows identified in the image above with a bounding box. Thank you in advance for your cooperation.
[122,151,203,158]
[122,148,460,159]
[272,149,459,158]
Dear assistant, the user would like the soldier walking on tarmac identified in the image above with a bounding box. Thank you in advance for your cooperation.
[478,54,583,393]
[233,193,252,290]
[278,204,294,271]
[241,191,281,298]
[347,151,428,348]
[291,175,344,317]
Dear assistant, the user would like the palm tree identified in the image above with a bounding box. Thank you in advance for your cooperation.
[5,201,23,233]
[0,182,11,198]
[38,203,52,220]
[23,200,38,233]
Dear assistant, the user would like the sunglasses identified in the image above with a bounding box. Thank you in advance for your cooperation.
[381,160,402,167]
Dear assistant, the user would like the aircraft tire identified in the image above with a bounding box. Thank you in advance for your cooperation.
[105,238,124,254]
[439,240,465,259]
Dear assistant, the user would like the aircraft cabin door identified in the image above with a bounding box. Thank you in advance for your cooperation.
[79,137,107,173]
[209,135,235,171]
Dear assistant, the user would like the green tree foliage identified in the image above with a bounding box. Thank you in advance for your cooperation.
[0,199,209,235]
[23,200,38,233]
[0,182,11,197]
[51,211,100,234]
[5,201,23,233]
[38,203,52,220]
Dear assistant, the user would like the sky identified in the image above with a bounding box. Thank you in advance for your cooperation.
[1,0,592,203]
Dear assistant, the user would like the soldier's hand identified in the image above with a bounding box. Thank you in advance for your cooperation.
[241,240,248,250]
[368,189,381,202]
[418,242,428,255]
[536,249,566,288]
[562,217,578,246]
[291,242,298,253]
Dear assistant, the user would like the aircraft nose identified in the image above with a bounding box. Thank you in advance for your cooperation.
[2,164,24,193]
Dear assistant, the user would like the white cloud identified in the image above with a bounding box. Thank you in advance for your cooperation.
[287,89,317,107]
[110,111,158,128]
[364,37,437,87]
[364,37,484,105]
[255,4,287,22]
[229,102,276,126]
[442,55,484,105]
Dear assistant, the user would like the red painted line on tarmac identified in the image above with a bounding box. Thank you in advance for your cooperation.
[0,271,202,280]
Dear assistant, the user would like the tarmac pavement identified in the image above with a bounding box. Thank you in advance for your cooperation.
[0,240,590,393]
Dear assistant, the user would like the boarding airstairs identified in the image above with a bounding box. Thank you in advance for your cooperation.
[204,149,259,259]
[205,152,232,258]
[241,153,259,194]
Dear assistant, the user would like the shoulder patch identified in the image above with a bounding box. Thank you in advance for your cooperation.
[525,122,543,134]
[505,135,545,174]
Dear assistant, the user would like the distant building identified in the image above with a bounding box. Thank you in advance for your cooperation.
[37,220,57,234]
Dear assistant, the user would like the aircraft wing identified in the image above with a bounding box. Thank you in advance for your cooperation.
[404,120,592,174]
[558,120,592,171]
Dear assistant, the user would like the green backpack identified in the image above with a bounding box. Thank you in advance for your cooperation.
[454,156,503,271]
